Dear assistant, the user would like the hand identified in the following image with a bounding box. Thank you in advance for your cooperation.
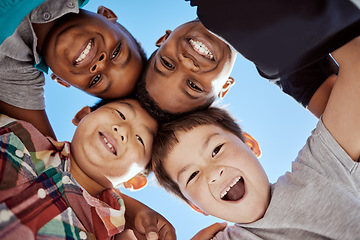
[191,222,227,240]
[119,193,176,240]
[131,208,176,240]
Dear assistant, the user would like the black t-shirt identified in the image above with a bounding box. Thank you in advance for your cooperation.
[188,0,360,106]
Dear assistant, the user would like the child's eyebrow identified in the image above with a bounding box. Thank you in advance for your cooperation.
[176,132,219,182]
[177,164,191,183]
[153,58,166,77]
[121,47,132,69]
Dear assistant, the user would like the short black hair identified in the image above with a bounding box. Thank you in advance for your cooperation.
[152,107,244,203]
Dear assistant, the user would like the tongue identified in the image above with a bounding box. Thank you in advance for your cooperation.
[222,178,245,201]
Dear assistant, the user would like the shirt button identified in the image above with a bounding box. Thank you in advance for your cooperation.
[0,209,12,222]
[79,231,87,239]
[43,11,51,21]
[62,175,71,184]
[15,150,24,158]
[67,1,75,8]
[37,188,46,199]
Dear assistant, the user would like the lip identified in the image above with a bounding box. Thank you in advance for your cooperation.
[73,38,96,66]
[185,36,216,62]
[99,132,118,156]
[219,176,245,202]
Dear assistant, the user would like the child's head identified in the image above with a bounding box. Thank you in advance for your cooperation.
[152,107,270,223]
[43,6,146,99]
[136,19,237,121]
[70,98,158,192]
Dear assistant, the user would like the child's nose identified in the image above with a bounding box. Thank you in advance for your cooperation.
[90,52,106,73]
[179,54,200,72]
[112,125,129,143]
[207,167,224,184]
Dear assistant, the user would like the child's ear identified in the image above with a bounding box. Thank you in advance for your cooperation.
[72,106,91,126]
[155,30,172,47]
[51,73,70,88]
[123,173,148,191]
[243,132,262,157]
[218,77,235,99]
[97,5,118,23]
[189,202,208,216]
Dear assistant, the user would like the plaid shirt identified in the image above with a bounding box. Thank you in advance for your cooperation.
[0,114,126,239]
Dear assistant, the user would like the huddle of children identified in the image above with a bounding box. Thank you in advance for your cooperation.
[1,0,360,239]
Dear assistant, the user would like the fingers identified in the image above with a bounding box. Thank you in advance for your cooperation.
[133,211,176,240]
[191,222,227,240]
[156,221,176,240]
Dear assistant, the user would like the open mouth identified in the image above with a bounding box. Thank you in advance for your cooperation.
[189,39,214,60]
[220,177,245,201]
[74,39,94,65]
[100,132,117,155]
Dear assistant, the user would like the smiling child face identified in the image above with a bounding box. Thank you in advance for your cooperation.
[145,20,237,114]
[43,8,143,99]
[71,99,158,189]
[164,124,270,223]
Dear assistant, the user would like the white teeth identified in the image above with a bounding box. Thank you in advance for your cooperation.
[103,135,115,154]
[220,176,242,199]
[75,40,92,63]
[189,39,214,60]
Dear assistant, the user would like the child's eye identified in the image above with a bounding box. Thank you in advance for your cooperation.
[90,74,101,88]
[187,171,199,184]
[116,110,126,120]
[136,135,144,145]
[112,43,122,59]
[160,57,174,70]
[187,79,203,92]
[212,144,224,157]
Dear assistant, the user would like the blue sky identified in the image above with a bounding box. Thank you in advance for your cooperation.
[44,0,318,238]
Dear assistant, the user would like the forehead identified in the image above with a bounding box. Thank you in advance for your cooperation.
[171,19,202,35]
[167,125,217,159]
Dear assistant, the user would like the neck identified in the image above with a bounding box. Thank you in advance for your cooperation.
[32,20,58,55]
[70,154,106,197]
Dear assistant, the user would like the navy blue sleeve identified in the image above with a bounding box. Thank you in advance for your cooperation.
[264,55,338,107]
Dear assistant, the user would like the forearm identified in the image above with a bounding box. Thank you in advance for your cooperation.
[0,100,56,140]
[307,74,336,118]
[323,37,360,161]
[119,192,149,230]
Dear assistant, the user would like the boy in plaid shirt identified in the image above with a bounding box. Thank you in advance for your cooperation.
[0,98,175,240]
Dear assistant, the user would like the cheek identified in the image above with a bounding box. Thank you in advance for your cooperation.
[184,181,210,207]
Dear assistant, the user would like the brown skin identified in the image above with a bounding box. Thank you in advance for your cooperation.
[118,193,177,240]
[35,6,143,99]
[145,19,336,118]
[308,74,336,118]
[0,101,56,139]
[145,20,237,114]
[0,6,143,139]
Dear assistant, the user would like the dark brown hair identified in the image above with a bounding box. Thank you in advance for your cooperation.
[152,107,244,203]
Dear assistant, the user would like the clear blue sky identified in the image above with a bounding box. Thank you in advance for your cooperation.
[44,0,318,239]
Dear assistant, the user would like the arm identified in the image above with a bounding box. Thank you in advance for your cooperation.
[191,222,227,240]
[323,37,360,161]
[119,193,176,240]
[0,100,56,140]
[307,74,336,118]
[265,55,339,118]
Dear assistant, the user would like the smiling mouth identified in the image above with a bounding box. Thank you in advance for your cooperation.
[74,39,93,64]
[220,177,245,201]
[189,39,214,60]
[100,132,117,155]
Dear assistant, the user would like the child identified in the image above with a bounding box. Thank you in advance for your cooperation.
[151,37,360,239]
[0,98,176,239]
[0,0,146,139]
[137,0,360,121]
